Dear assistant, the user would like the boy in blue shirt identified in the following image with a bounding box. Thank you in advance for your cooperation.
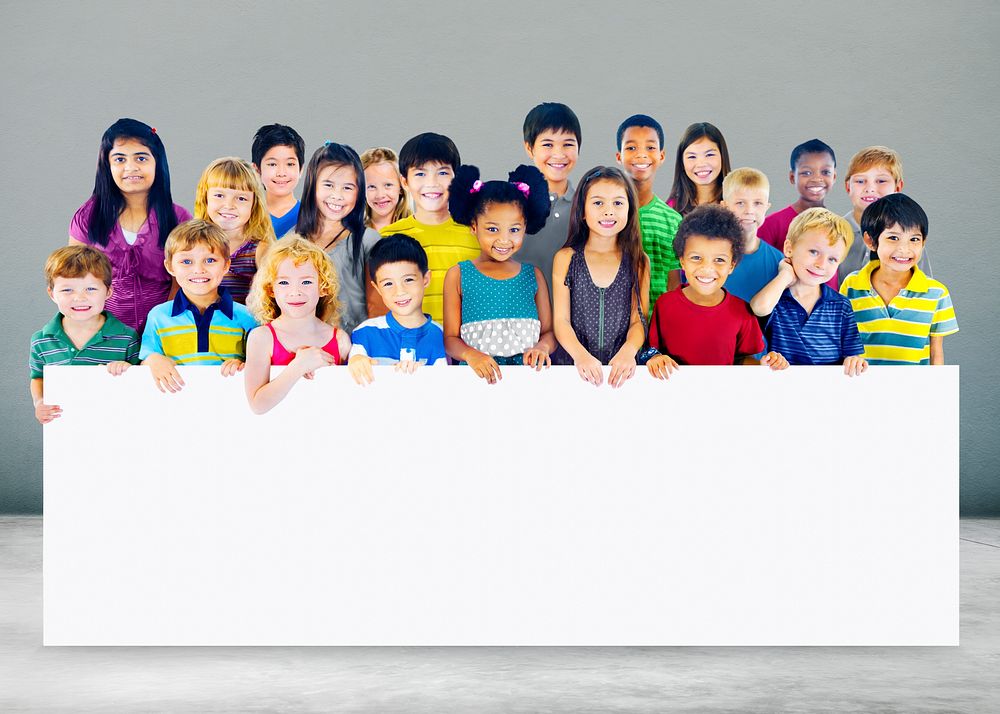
[251,123,305,238]
[719,167,784,304]
[141,219,258,393]
[750,208,867,375]
[348,234,446,385]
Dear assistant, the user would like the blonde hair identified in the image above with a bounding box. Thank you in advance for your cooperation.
[786,207,853,253]
[164,219,230,264]
[722,167,769,201]
[359,147,411,228]
[45,245,113,288]
[247,235,341,327]
[194,157,277,248]
[845,146,903,183]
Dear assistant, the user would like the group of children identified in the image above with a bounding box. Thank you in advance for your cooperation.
[30,105,959,421]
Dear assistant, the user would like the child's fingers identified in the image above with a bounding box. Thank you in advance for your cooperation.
[303,371,315,380]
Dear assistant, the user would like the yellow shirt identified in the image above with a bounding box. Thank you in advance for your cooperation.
[380,216,480,324]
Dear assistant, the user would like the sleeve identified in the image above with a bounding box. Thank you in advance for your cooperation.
[929,286,959,336]
[125,330,141,365]
[348,327,370,359]
[28,333,44,379]
[735,306,766,358]
[426,325,448,366]
[138,309,164,360]
[840,300,865,358]
[69,199,94,243]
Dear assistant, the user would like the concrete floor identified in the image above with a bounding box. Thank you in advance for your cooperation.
[1,517,997,713]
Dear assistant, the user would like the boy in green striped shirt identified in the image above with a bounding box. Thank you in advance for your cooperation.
[29,246,138,424]
[616,114,683,311]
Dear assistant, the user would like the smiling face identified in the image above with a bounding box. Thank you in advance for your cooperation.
[49,273,111,322]
[525,129,579,187]
[372,260,430,320]
[617,125,664,185]
[792,151,836,205]
[723,186,771,239]
[257,145,300,199]
[271,257,323,318]
[785,228,846,286]
[166,244,229,299]
[364,161,403,222]
[471,201,526,262]
[872,222,925,275]
[846,165,901,215]
[402,161,454,216]
[108,138,156,196]
[584,179,629,239]
[315,163,359,226]
[682,138,723,186]
[679,234,735,300]
[206,186,254,236]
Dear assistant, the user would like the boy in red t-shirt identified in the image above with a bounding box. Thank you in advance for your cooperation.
[646,205,788,378]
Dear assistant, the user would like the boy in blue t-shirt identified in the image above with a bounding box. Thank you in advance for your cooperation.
[349,234,446,385]
[251,124,305,238]
[719,167,783,304]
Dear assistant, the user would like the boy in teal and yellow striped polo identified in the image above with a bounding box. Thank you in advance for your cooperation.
[840,194,957,364]
[140,220,257,393]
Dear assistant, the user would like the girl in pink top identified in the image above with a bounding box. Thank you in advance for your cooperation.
[69,118,191,333]
[243,237,351,414]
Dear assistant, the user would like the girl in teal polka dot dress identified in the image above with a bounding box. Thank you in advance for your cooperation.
[442,164,556,384]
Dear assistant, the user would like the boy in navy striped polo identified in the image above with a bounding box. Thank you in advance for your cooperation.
[29,245,139,424]
[749,208,867,375]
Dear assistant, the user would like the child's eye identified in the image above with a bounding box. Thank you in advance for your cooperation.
[302,279,313,285]
[206,258,216,264]
[277,279,289,286]
[828,256,839,263]
[809,249,819,256]
[181,259,192,265]
[822,170,833,176]
[238,196,249,202]
[800,170,811,176]
[614,200,625,206]
[414,171,425,177]
[136,156,147,162]
[486,226,498,233]
[510,227,521,234]
[404,277,416,284]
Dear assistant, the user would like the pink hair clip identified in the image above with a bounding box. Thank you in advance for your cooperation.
[513,181,530,197]
[470,180,483,194]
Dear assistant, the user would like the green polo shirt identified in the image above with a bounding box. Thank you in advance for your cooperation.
[639,195,683,310]
[29,312,140,378]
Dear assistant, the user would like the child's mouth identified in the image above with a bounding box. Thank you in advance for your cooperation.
[807,185,826,195]
[395,297,412,307]
[861,196,878,203]
[374,199,393,210]
[547,162,567,170]
[693,169,714,180]
[695,276,716,285]
[71,306,92,312]
[493,245,512,255]
[598,220,616,228]
[632,163,651,170]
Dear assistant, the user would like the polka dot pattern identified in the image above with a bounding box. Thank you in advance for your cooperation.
[459,261,541,357]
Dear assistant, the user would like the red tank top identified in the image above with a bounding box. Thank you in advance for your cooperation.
[267,323,342,366]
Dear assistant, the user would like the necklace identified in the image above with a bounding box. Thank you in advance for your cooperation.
[318,227,348,252]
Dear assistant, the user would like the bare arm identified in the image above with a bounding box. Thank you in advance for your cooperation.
[243,326,335,414]
[929,335,945,365]
[524,266,556,368]
[750,259,796,317]
[442,264,501,383]
[552,248,603,385]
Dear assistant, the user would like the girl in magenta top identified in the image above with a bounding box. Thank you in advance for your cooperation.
[243,236,351,415]
[69,118,191,333]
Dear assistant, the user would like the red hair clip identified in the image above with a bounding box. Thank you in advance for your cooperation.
[151,127,157,134]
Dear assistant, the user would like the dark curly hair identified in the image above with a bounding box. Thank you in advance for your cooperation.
[449,164,550,234]
[673,204,745,266]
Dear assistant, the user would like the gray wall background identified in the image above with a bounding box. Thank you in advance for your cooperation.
[1,1,997,514]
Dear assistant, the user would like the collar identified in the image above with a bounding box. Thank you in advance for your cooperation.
[856,260,929,293]
[550,179,574,204]
[387,310,431,335]
[171,286,234,319]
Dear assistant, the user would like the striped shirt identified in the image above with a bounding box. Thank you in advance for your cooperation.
[221,238,260,304]
[839,261,958,365]
[349,313,446,366]
[139,288,257,365]
[29,312,139,378]
[638,196,683,310]
[764,285,864,365]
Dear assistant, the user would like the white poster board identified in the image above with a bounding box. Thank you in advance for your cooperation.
[43,365,959,645]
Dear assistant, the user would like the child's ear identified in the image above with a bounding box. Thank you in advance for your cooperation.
[788,170,796,185]
[615,151,623,165]
[657,149,665,162]
[106,285,113,300]
[252,163,261,176]
[862,231,875,250]
[164,259,175,277]
[523,141,534,160]
[719,200,728,209]
[783,239,793,258]
[895,179,904,192]
[47,287,55,303]
[422,271,431,288]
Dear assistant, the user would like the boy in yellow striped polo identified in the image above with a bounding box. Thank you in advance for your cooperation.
[140,220,258,393]
[839,194,957,364]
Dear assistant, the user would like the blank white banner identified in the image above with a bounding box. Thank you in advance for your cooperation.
[43,365,958,646]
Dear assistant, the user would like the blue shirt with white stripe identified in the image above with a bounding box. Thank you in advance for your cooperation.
[765,285,864,365]
[349,312,447,365]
